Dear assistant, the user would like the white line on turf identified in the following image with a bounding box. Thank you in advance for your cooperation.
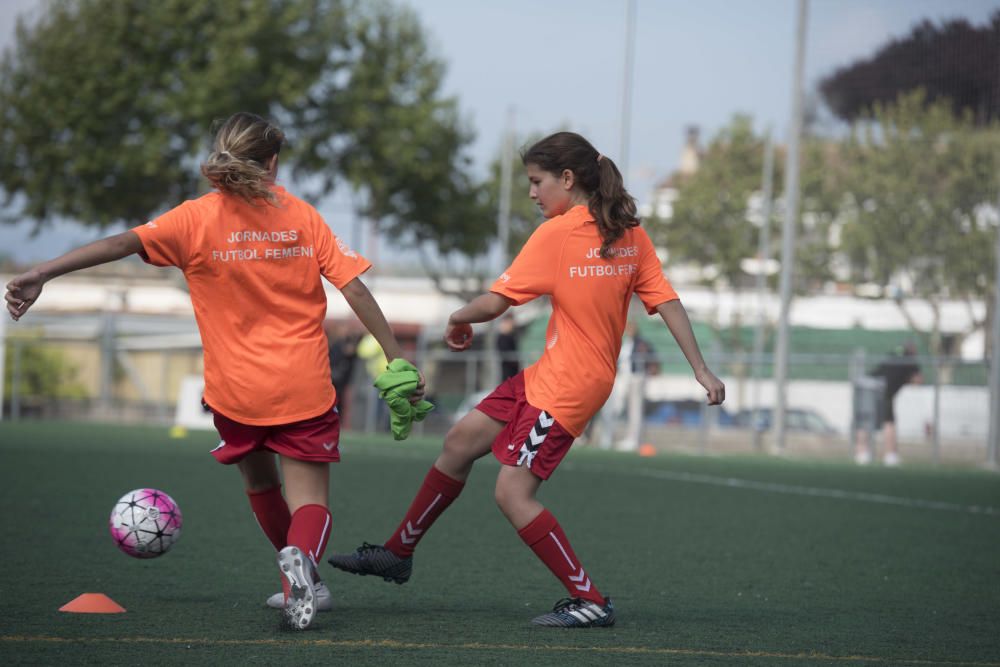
[571,464,999,517]
[348,445,999,518]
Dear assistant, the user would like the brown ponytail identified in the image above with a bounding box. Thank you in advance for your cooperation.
[200,112,286,204]
[522,132,639,258]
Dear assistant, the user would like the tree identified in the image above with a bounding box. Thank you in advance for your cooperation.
[649,115,770,293]
[0,0,344,227]
[407,129,544,301]
[646,116,778,398]
[0,0,493,266]
[483,131,544,261]
[836,90,1000,356]
[820,12,1000,126]
[4,334,88,404]
[288,1,491,264]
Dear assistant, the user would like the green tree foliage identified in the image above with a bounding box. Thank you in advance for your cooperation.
[483,132,544,260]
[836,90,1000,352]
[0,0,489,258]
[820,12,1000,126]
[649,115,774,291]
[645,116,776,362]
[288,2,489,258]
[4,337,88,402]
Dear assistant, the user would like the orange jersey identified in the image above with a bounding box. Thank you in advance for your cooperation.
[132,185,371,425]
[490,205,677,436]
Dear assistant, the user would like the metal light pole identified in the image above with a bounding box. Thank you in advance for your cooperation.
[989,188,1000,469]
[772,0,808,454]
[497,107,515,274]
[486,109,516,389]
[751,132,775,451]
[619,0,637,175]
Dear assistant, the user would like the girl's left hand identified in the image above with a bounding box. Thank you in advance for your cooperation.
[445,322,473,351]
[696,369,725,405]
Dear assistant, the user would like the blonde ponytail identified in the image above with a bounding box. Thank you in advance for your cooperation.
[200,112,285,204]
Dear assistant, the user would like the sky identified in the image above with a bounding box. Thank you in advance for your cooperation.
[1,0,998,263]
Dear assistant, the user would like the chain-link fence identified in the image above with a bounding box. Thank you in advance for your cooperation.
[2,322,990,466]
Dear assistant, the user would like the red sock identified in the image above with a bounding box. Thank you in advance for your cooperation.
[384,466,465,557]
[518,509,605,605]
[247,485,291,551]
[287,504,333,570]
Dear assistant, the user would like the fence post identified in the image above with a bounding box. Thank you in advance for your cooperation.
[932,354,941,465]
[11,339,22,421]
[849,348,865,457]
[0,315,6,422]
[699,340,720,455]
[99,310,115,418]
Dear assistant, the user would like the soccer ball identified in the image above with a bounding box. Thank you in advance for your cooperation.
[109,488,183,558]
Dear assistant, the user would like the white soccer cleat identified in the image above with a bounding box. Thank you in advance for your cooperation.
[854,449,873,465]
[277,546,317,630]
[883,451,902,467]
[266,580,333,612]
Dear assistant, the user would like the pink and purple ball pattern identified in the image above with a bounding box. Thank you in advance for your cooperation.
[109,488,183,558]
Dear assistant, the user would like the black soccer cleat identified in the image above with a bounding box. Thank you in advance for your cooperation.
[530,597,616,628]
[327,542,412,584]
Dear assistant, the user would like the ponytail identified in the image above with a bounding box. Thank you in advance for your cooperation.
[200,112,285,205]
[522,131,638,259]
[590,155,639,259]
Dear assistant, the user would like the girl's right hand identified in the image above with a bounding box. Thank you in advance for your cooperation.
[444,322,473,351]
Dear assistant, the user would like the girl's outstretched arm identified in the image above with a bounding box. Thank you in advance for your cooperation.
[656,300,726,405]
[444,292,512,351]
[5,231,144,321]
[339,277,406,362]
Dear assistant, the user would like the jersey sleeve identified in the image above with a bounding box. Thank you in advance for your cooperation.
[313,211,371,288]
[633,228,678,313]
[131,201,197,269]
[490,223,559,305]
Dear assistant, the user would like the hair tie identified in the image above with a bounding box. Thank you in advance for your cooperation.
[596,154,604,164]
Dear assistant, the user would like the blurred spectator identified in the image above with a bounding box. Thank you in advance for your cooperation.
[356,332,389,431]
[853,341,923,466]
[619,320,659,451]
[328,324,359,429]
[594,320,659,450]
[496,314,520,381]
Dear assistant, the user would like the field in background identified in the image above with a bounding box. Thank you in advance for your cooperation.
[0,421,998,666]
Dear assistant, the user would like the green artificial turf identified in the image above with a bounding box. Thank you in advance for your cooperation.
[0,420,997,666]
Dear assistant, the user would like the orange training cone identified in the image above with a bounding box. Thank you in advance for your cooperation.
[59,593,126,614]
[638,443,657,457]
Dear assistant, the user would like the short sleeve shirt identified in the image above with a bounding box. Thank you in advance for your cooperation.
[132,185,371,425]
[490,205,677,435]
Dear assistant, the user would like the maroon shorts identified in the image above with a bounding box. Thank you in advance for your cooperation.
[204,400,341,465]
[475,372,575,480]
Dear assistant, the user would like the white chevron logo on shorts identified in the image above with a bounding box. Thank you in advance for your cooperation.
[399,520,423,545]
[322,442,335,451]
[518,411,554,469]
[517,444,538,468]
[569,567,592,593]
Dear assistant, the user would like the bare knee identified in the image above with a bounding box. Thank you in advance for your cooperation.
[437,421,489,477]
[494,473,542,529]
[442,425,473,460]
